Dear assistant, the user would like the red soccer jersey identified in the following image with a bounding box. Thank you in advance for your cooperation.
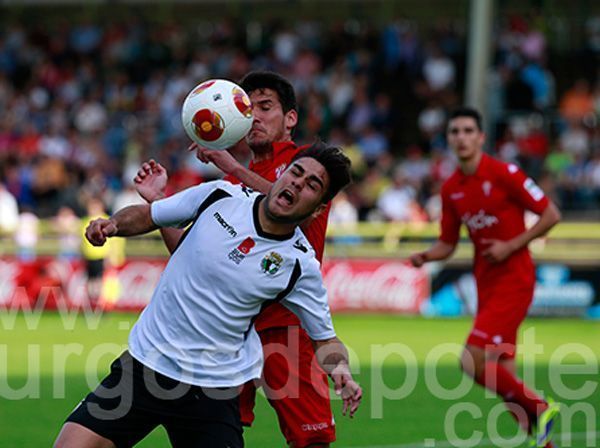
[225,141,330,331]
[439,153,549,294]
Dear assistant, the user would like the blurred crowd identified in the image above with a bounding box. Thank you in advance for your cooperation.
[1,12,600,247]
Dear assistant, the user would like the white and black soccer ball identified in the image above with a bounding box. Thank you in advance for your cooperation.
[181,79,253,150]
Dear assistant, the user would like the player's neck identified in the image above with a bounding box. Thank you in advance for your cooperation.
[252,148,273,163]
[459,151,483,176]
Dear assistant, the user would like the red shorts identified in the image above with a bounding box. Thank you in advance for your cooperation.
[240,326,335,447]
[466,283,534,359]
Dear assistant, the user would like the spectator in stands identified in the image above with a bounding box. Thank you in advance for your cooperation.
[376,166,425,223]
[559,78,595,122]
[0,181,18,234]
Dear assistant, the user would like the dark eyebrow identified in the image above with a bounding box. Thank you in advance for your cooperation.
[449,126,476,133]
[291,162,325,189]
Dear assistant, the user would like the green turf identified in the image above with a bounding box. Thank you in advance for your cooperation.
[1,312,599,447]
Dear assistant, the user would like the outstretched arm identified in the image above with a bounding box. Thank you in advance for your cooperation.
[86,204,157,246]
[191,143,272,194]
[313,337,362,418]
[134,159,185,254]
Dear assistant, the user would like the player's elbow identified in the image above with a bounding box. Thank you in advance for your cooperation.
[547,202,561,227]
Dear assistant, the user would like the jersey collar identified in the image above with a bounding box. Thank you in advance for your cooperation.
[458,152,490,182]
[253,195,296,241]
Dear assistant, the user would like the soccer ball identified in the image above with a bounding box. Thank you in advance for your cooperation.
[181,79,253,150]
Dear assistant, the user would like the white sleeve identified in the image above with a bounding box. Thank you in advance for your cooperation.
[282,259,336,341]
[151,181,224,228]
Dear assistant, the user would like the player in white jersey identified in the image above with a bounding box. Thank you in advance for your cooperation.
[54,142,362,448]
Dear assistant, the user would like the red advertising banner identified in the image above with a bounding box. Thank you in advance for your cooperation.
[322,259,429,313]
[0,257,429,314]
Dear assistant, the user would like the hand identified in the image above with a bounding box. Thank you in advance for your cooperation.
[331,363,362,418]
[134,159,168,203]
[480,238,515,263]
[85,218,117,246]
[189,142,242,175]
[409,252,428,267]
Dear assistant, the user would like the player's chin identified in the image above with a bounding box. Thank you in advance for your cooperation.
[246,135,271,148]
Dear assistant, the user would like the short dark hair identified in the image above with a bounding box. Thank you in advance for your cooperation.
[239,71,297,113]
[448,107,483,131]
[292,141,352,203]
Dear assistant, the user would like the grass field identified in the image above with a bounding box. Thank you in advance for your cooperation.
[1,311,599,447]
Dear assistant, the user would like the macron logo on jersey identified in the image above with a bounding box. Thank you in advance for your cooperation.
[462,209,499,232]
[213,212,237,237]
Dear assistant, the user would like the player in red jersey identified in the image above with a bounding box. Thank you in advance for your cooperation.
[410,107,561,448]
[135,72,346,447]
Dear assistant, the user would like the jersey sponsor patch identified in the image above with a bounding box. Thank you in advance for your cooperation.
[462,209,499,231]
[228,237,255,264]
[261,251,283,274]
[523,178,544,201]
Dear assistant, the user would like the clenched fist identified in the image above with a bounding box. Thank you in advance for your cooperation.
[85,218,118,246]
[409,252,428,267]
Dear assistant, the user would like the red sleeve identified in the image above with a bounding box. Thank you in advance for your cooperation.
[500,163,549,214]
[302,203,331,263]
[439,186,461,245]
[222,173,241,184]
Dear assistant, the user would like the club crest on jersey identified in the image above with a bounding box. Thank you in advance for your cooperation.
[261,252,283,275]
[275,163,287,179]
[228,237,255,264]
[482,181,492,196]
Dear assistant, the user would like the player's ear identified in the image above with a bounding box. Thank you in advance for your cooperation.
[311,202,328,219]
[284,109,298,132]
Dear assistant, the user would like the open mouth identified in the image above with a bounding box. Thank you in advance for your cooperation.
[278,189,294,206]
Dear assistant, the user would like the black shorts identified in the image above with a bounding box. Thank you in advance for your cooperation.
[86,259,104,279]
[66,351,243,448]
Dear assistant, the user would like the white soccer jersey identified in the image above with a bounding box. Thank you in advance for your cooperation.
[128,180,335,387]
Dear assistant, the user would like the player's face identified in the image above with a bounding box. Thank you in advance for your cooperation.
[265,157,329,224]
[446,117,485,161]
[246,88,298,151]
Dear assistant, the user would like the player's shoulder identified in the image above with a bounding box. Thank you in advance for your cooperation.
[440,169,462,194]
[484,154,521,177]
[287,230,320,269]
[203,180,259,203]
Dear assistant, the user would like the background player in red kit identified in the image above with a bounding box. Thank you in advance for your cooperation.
[410,107,561,448]
[135,71,339,447]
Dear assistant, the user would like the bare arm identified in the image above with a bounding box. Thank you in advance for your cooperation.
[409,240,457,267]
[85,204,157,246]
[481,200,561,263]
[193,144,273,194]
[313,336,362,417]
[229,164,272,194]
[134,159,185,254]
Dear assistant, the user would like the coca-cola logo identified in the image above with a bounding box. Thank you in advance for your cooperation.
[323,261,428,312]
[116,262,163,306]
